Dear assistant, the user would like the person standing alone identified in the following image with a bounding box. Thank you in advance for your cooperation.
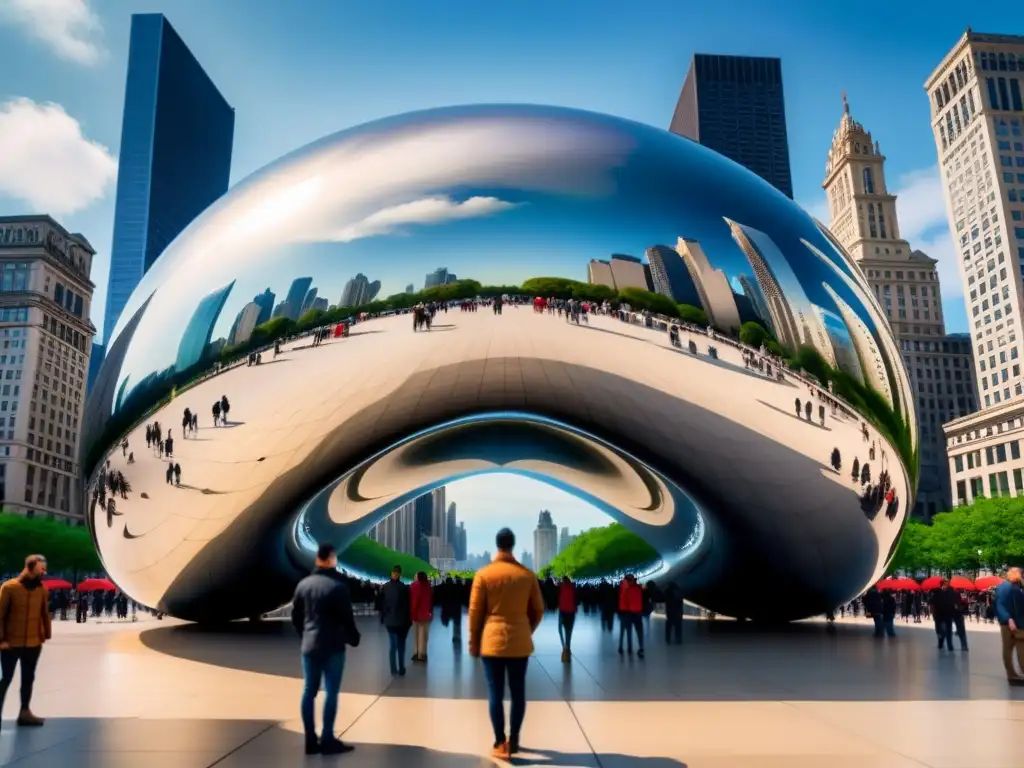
[410,571,433,662]
[0,554,52,730]
[994,566,1024,685]
[618,574,645,658]
[557,577,577,663]
[291,543,360,756]
[469,528,544,759]
[379,565,411,675]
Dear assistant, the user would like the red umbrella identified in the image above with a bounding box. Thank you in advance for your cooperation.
[42,577,72,589]
[950,576,976,591]
[77,578,115,592]
[876,579,899,591]
[893,577,920,591]
[920,576,942,591]
[975,575,1005,590]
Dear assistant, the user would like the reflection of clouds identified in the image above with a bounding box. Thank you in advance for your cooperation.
[328,195,522,243]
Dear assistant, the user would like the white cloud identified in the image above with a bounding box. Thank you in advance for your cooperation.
[330,195,521,243]
[0,0,104,65]
[0,97,117,216]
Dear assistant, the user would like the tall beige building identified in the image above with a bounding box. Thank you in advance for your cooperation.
[0,216,96,522]
[927,31,1024,506]
[822,98,977,517]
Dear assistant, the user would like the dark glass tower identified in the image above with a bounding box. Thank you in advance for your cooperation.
[669,54,793,199]
[104,14,234,346]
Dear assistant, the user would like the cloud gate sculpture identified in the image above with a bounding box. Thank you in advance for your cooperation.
[83,105,916,623]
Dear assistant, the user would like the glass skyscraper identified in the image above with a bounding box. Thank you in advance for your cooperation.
[104,14,234,346]
[176,281,235,372]
[669,54,793,199]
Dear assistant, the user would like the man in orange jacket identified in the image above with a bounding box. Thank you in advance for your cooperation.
[618,574,644,659]
[0,554,52,729]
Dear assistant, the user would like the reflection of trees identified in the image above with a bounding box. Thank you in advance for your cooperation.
[887,497,1024,576]
[339,534,436,579]
[536,523,659,579]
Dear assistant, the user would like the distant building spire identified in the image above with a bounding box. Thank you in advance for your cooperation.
[842,89,849,115]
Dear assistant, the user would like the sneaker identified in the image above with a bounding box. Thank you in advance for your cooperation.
[321,739,355,755]
[399,667,407,676]
[305,741,321,756]
[561,647,569,663]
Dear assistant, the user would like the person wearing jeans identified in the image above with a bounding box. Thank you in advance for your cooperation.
[617,574,645,658]
[0,554,52,731]
[930,580,957,650]
[378,565,411,675]
[469,528,544,760]
[291,543,361,756]
[994,567,1024,685]
[410,572,433,662]
[557,577,577,663]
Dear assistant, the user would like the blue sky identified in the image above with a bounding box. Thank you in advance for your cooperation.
[2,1,1021,335]
[1,1,1019,541]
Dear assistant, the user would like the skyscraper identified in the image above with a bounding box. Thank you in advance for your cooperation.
[587,255,651,292]
[176,281,235,371]
[533,510,558,572]
[104,14,234,345]
[925,31,1024,510]
[425,268,457,289]
[340,274,382,307]
[282,277,313,322]
[675,238,742,333]
[823,93,977,517]
[431,486,448,551]
[446,502,458,552]
[645,245,700,306]
[669,54,793,198]
[558,527,575,554]
[229,302,262,346]
[252,288,275,327]
[413,493,433,562]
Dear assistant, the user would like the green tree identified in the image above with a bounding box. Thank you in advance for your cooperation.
[739,321,769,348]
[338,535,437,579]
[677,304,709,327]
[618,288,679,318]
[0,515,101,581]
[538,523,659,579]
[793,346,831,387]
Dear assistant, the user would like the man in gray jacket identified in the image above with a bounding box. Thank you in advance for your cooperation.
[378,565,411,676]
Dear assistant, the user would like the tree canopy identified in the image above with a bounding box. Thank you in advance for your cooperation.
[0,515,102,578]
[339,535,437,579]
[887,495,1024,576]
[537,523,659,579]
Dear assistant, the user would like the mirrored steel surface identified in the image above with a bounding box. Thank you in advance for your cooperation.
[83,105,916,622]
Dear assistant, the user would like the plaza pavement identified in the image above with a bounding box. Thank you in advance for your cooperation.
[94,308,907,614]
[1,612,1022,767]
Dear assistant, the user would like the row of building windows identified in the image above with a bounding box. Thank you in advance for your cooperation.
[985,77,1024,113]
[979,51,1024,73]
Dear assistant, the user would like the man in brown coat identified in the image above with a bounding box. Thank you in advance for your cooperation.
[0,554,52,729]
[468,528,544,759]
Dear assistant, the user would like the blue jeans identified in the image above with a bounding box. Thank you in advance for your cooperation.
[301,650,345,743]
[936,619,954,649]
[387,628,408,674]
[872,615,895,637]
[618,612,644,651]
[481,657,528,746]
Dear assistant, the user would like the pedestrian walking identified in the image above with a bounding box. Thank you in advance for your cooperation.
[410,572,433,662]
[378,565,411,676]
[468,528,544,759]
[0,554,52,730]
[291,543,360,756]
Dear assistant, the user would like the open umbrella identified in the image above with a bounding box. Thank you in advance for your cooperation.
[892,577,920,591]
[920,576,942,591]
[949,575,976,591]
[975,575,1005,590]
[876,579,899,591]
[42,577,72,590]
[77,578,115,592]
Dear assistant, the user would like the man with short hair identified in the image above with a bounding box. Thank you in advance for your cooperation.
[292,543,360,755]
[378,565,411,676]
[0,554,52,730]
[994,566,1024,685]
[469,528,544,759]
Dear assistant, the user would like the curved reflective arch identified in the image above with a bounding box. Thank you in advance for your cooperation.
[83,105,916,623]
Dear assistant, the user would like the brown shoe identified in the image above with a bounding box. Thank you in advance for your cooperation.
[17,710,44,727]
[561,647,570,663]
[491,741,510,759]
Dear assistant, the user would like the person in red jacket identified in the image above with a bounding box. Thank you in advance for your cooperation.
[410,571,433,662]
[618,574,644,658]
[557,577,577,663]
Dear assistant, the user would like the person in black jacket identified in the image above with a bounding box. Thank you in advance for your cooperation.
[930,580,958,651]
[378,565,411,675]
[291,542,360,756]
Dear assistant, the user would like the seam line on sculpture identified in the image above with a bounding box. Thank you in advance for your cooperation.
[537,655,605,768]
[205,722,277,767]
